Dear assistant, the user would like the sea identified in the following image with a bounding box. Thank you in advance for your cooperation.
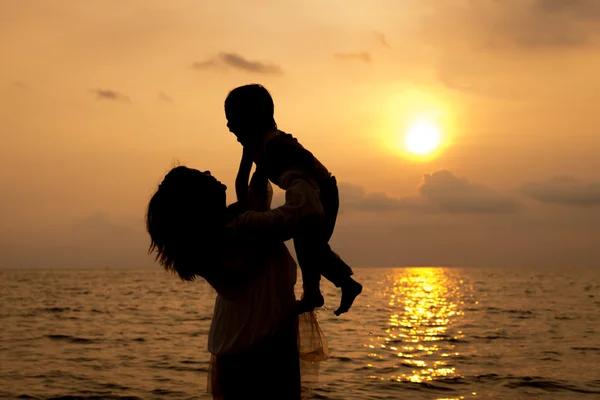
[1,267,599,400]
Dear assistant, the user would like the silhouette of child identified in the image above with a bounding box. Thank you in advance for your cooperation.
[225,84,362,316]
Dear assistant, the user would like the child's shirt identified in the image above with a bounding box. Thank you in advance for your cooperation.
[254,130,333,192]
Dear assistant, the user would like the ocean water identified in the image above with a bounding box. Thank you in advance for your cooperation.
[1,267,599,400]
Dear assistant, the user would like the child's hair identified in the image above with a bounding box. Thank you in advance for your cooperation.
[224,84,277,133]
[146,166,227,281]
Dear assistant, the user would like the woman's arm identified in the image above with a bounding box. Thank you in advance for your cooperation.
[209,172,318,295]
[228,171,323,244]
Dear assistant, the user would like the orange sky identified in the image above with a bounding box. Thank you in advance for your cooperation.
[2,0,600,268]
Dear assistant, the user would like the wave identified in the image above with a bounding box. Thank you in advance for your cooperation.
[394,381,458,392]
[43,334,99,344]
[571,346,600,352]
[149,362,209,373]
[46,397,142,400]
[504,376,600,394]
[42,307,72,313]
[483,307,536,318]
[43,335,151,345]
[330,356,353,362]
[386,336,469,344]
[114,337,146,343]
[472,334,510,340]
[471,374,600,394]
[150,389,188,396]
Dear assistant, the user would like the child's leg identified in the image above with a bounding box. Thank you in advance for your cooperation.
[318,176,362,315]
[318,176,351,284]
[320,246,362,315]
[294,235,325,313]
[319,246,353,286]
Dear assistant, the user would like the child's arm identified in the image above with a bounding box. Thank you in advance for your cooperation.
[246,167,272,212]
[235,146,254,206]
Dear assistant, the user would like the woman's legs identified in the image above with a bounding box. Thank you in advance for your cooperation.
[213,318,301,400]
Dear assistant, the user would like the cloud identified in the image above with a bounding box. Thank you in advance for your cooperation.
[220,53,283,74]
[334,52,371,63]
[192,52,283,74]
[520,176,600,206]
[339,183,417,212]
[70,212,142,241]
[158,91,173,103]
[421,0,600,51]
[271,180,413,213]
[89,88,130,102]
[191,59,220,70]
[11,81,31,91]
[535,0,600,19]
[72,212,133,230]
[3,186,600,269]
[0,212,151,269]
[418,170,519,214]
[435,56,519,99]
[336,170,518,214]
[372,31,391,49]
[415,0,600,99]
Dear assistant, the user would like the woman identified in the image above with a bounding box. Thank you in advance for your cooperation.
[145,166,327,400]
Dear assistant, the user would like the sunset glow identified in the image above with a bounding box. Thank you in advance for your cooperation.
[2,1,600,270]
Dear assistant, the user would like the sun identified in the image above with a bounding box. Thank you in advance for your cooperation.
[405,121,442,155]
[380,88,453,159]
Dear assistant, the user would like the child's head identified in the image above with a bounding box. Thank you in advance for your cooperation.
[224,84,276,144]
[146,166,228,281]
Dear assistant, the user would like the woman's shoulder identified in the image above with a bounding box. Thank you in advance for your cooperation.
[202,243,260,297]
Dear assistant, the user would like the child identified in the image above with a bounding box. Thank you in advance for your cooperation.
[224,83,362,316]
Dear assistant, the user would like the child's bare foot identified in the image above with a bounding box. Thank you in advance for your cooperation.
[296,292,324,314]
[334,278,362,316]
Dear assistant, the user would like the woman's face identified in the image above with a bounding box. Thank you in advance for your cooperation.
[200,170,226,189]
[161,166,227,210]
[198,170,227,206]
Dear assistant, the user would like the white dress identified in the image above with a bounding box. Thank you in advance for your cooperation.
[206,171,329,393]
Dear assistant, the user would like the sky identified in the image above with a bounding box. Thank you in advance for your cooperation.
[2,0,600,269]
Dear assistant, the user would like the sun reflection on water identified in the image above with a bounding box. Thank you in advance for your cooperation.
[366,267,467,389]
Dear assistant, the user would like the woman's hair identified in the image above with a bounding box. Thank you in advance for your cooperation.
[146,166,227,281]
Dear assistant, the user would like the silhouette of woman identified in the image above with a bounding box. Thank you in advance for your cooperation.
[146,166,327,400]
